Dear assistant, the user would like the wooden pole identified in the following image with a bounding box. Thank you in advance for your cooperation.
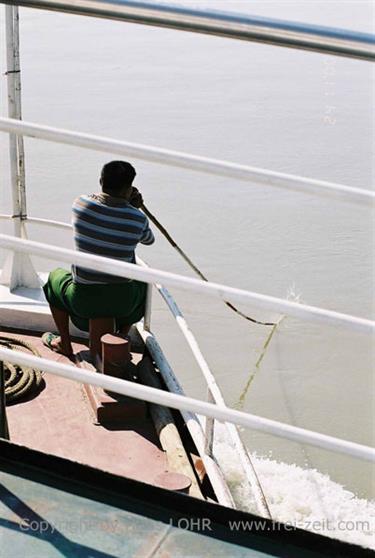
[143,283,152,331]
[0,362,10,440]
[137,356,203,499]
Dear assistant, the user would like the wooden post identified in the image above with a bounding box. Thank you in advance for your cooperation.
[204,388,214,457]
[0,362,10,440]
[143,283,152,331]
[137,356,203,499]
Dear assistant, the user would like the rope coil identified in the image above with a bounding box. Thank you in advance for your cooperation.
[0,336,43,403]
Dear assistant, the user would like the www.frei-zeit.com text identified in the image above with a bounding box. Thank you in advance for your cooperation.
[18,517,371,534]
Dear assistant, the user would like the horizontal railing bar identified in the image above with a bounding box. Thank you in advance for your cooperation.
[0,233,374,334]
[0,1,374,60]
[25,216,72,229]
[135,258,227,405]
[0,118,373,205]
[1,215,73,230]
[0,346,373,461]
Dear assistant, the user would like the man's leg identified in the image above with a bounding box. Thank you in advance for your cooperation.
[89,317,115,362]
[50,305,73,356]
[120,324,131,337]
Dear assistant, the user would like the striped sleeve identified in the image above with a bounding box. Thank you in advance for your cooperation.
[140,217,155,245]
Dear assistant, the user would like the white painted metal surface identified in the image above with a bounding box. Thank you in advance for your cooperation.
[25,216,73,230]
[0,346,374,462]
[1,233,374,334]
[1,0,374,60]
[5,5,24,237]
[0,215,72,229]
[2,7,40,290]
[0,118,373,205]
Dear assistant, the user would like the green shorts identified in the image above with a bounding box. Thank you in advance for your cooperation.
[43,268,147,332]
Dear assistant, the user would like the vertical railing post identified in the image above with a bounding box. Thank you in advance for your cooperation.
[1,6,40,290]
[6,5,26,237]
[0,362,9,440]
[143,283,152,331]
[204,389,215,457]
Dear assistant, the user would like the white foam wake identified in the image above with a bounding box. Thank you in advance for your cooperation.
[213,428,375,550]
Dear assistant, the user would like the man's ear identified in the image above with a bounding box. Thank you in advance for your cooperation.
[123,186,133,200]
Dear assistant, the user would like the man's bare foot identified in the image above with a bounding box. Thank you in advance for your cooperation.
[42,332,73,357]
[51,337,73,356]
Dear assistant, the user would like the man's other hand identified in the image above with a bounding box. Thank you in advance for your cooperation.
[129,187,144,208]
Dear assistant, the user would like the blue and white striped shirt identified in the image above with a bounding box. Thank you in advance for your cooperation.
[72,193,154,284]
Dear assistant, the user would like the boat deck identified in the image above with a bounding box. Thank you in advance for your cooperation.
[2,330,169,485]
[1,440,367,558]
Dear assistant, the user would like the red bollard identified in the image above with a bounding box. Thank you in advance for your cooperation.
[90,333,145,423]
[101,334,131,378]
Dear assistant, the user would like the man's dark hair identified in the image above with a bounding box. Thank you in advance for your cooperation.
[101,161,136,194]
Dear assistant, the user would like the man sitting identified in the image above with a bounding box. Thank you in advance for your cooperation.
[42,160,154,358]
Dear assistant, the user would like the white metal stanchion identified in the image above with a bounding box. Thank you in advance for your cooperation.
[1,6,40,290]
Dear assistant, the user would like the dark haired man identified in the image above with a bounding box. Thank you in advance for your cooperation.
[42,160,154,358]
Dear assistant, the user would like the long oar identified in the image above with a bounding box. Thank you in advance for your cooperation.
[142,205,276,326]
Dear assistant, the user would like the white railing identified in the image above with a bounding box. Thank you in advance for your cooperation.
[1,0,375,61]
[1,233,374,334]
[137,257,271,517]
[0,118,373,206]
[134,326,235,508]
[0,346,373,462]
[3,215,374,517]
[1,228,374,491]
[0,212,271,514]
[1,0,374,515]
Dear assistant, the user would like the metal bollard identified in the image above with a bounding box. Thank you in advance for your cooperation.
[101,334,131,378]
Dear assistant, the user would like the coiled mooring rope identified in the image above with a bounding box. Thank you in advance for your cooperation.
[142,205,276,326]
[0,335,43,403]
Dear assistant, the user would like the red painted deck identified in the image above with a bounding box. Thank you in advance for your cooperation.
[3,331,169,485]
